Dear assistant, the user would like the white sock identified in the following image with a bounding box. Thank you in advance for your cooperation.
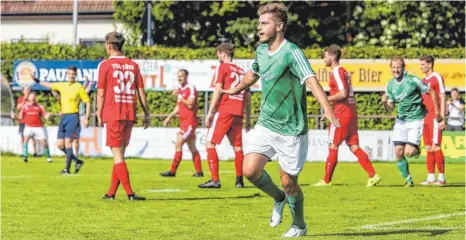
[427,173,435,182]
[438,173,445,182]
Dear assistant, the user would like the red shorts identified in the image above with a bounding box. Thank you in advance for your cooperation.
[179,121,197,141]
[423,116,442,146]
[328,117,359,146]
[105,120,134,147]
[207,112,243,147]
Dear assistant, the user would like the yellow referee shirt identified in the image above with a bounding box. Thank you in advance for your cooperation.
[51,82,90,114]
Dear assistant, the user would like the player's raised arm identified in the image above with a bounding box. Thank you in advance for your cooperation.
[17,87,30,111]
[222,70,260,95]
[31,73,53,89]
[305,76,340,127]
[382,84,394,112]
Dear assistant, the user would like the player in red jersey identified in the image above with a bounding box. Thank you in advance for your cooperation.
[97,32,151,201]
[313,44,381,187]
[199,43,251,189]
[419,55,447,186]
[11,92,52,163]
[16,87,37,158]
[159,69,203,177]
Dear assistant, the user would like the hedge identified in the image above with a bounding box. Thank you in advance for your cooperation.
[4,42,464,129]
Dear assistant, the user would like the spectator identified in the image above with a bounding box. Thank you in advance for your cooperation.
[446,88,465,131]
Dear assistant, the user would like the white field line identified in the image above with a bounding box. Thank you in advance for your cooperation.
[181,170,235,174]
[374,227,464,231]
[360,212,466,229]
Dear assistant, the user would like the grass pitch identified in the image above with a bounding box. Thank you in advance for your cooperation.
[1,156,464,240]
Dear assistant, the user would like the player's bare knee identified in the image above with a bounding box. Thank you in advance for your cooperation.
[329,144,339,150]
[349,145,359,153]
[281,179,298,195]
[243,167,261,182]
[234,146,242,152]
[206,141,215,149]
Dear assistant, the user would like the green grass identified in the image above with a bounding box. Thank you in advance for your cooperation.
[1,156,464,240]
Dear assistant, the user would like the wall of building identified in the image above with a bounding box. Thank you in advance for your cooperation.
[1,18,124,44]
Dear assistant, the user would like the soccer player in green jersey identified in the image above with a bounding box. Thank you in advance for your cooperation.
[382,56,441,187]
[222,3,339,238]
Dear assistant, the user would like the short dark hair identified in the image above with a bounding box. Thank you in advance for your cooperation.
[179,69,189,76]
[67,66,77,72]
[216,43,235,58]
[451,87,459,93]
[420,55,435,68]
[390,55,405,68]
[325,44,342,61]
[105,32,125,52]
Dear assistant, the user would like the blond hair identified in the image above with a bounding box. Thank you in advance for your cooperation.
[257,2,288,31]
[390,55,405,68]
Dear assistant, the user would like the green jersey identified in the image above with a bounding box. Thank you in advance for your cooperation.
[251,40,315,136]
[386,71,429,121]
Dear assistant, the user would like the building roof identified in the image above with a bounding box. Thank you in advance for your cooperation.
[1,0,114,16]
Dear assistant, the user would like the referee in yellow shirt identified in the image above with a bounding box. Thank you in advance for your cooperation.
[34,66,90,174]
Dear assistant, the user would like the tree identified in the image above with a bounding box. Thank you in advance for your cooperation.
[113,1,465,48]
[351,1,465,48]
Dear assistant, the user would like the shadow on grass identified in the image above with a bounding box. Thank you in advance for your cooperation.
[308,228,457,238]
[145,192,262,201]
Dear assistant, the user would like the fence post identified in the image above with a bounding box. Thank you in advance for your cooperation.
[203,91,209,127]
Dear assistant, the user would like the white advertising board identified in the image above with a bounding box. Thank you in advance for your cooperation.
[1,126,395,162]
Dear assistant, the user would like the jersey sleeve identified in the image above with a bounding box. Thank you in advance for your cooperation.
[79,86,90,103]
[413,76,429,94]
[289,48,316,84]
[333,67,348,91]
[386,83,395,103]
[251,52,260,75]
[97,61,107,89]
[50,82,62,91]
[188,85,196,99]
[214,64,226,84]
[435,75,446,94]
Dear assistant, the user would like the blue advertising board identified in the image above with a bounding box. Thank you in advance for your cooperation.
[12,60,100,91]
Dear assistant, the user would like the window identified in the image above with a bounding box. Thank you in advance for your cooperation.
[79,39,105,47]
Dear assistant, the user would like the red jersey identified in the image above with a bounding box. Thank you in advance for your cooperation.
[97,56,144,123]
[178,84,198,124]
[17,95,26,123]
[422,72,445,118]
[215,62,246,116]
[329,66,357,118]
[21,103,46,127]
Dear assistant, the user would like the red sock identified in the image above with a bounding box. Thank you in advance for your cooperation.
[324,149,338,183]
[434,150,444,173]
[170,151,182,173]
[192,151,202,173]
[107,165,120,196]
[207,148,219,182]
[427,151,435,174]
[234,151,244,177]
[115,162,134,195]
[354,147,376,178]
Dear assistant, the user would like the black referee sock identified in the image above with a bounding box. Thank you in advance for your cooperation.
[64,148,73,172]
